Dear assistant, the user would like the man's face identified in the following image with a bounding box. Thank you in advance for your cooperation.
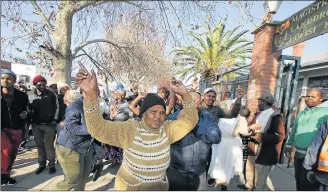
[191,92,202,110]
[1,74,15,88]
[204,92,216,106]
[224,92,231,100]
[305,89,322,108]
[133,87,138,94]
[258,99,266,111]
[36,81,47,93]
[143,105,166,129]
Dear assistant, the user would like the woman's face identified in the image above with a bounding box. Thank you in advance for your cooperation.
[176,94,183,105]
[115,91,125,102]
[157,90,169,100]
[143,105,166,129]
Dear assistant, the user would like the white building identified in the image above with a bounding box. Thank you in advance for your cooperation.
[10,62,53,90]
[10,63,37,90]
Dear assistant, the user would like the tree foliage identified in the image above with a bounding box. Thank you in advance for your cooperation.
[172,20,253,81]
[94,14,172,90]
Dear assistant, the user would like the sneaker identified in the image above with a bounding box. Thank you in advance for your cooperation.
[7,178,17,185]
[208,178,216,187]
[238,184,253,191]
[1,174,8,186]
[221,185,228,191]
[90,164,97,174]
[35,167,46,175]
[93,164,104,182]
[49,167,56,174]
[20,141,26,148]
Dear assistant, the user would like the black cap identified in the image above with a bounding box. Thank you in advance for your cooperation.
[139,93,166,117]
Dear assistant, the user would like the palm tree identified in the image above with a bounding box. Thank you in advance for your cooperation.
[172,22,253,81]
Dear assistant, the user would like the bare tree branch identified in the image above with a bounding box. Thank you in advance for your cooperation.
[74,53,88,59]
[73,0,107,13]
[72,39,130,58]
[124,1,153,11]
[30,0,54,33]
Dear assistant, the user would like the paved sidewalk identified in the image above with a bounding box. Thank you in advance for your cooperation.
[1,144,296,191]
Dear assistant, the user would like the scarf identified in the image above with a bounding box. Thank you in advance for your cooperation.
[256,108,275,133]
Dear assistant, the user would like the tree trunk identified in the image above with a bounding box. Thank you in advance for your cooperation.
[52,5,74,85]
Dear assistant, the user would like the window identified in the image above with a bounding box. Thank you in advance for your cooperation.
[308,76,328,99]
[308,76,328,88]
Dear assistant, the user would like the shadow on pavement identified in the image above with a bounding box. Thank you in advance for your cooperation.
[85,165,119,183]
[93,178,115,191]
[12,158,38,170]
[12,164,62,190]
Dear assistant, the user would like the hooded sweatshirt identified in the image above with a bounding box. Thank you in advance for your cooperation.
[286,101,328,157]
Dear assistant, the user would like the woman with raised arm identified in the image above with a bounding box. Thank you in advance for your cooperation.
[76,64,198,190]
[128,92,147,118]
[105,89,132,167]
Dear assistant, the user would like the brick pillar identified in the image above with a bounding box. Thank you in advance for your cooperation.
[292,42,306,57]
[246,23,282,113]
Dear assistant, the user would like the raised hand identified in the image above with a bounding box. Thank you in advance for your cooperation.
[139,92,147,99]
[249,123,262,132]
[236,85,245,99]
[167,77,190,100]
[110,104,119,119]
[192,77,199,90]
[76,62,98,95]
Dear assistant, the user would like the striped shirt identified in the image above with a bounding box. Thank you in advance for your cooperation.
[83,97,198,190]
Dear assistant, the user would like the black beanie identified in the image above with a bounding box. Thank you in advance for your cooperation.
[139,93,166,117]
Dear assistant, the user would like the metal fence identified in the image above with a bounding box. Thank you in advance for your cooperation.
[199,65,251,101]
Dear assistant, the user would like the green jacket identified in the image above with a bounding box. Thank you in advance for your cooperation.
[286,102,328,157]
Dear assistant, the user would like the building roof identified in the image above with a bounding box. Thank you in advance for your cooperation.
[301,52,328,68]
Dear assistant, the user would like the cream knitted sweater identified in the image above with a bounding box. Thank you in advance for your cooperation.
[83,98,198,190]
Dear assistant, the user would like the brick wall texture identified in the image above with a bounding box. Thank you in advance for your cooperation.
[246,25,282,112]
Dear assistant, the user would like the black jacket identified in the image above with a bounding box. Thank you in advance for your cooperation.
[57,93,67,123]
[255,112,286,166]
[1,88,29,130]
[30,90,59,124]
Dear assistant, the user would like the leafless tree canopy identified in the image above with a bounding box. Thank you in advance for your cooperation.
[92,13,173,90]
[1,1,256,83]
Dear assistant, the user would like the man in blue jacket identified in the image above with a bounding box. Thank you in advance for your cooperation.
[51,90,94,191]
[166,91,221,190]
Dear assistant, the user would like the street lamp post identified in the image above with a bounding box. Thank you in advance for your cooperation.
[263,1,283,23]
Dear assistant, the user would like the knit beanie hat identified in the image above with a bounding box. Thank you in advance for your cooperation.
[139,93,166,117]
[64,90,81,103]
[33,75,47,85]
[1,69,17,80]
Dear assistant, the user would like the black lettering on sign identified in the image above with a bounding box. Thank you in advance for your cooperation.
[272,0,328,52]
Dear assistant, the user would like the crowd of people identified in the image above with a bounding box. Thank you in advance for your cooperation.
[1,67,328,191]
